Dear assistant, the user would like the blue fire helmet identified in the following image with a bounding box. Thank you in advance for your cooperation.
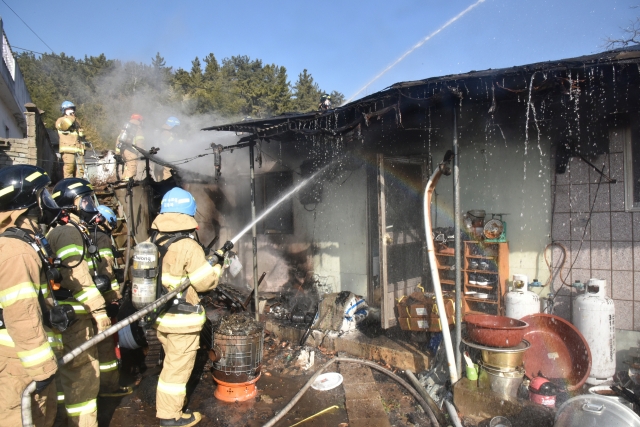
[160,188,196,216]
[165,117,180,128]
[97,205,117,229]
[61,101,75,114]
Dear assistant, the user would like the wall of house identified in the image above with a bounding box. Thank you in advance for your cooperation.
[550,127,638,331]
[0,104,61,177]
[250,161,369,298]
[428,131,554,293]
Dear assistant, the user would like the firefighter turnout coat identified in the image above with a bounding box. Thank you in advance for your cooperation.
[88,228,121,391]
[149,212,221,420]
[56,115,85,179]
[0,211,59,427]
[115,119,144,181]
[47,213,105,427]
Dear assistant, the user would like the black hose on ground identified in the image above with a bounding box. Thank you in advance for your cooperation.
[261,357,441,427]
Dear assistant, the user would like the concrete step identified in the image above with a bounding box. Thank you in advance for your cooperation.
[265,318,430,372]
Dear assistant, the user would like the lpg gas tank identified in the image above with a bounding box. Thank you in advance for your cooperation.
[505,274,540,320]
[572,278,615,385]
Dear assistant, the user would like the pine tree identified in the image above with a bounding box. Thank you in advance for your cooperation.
[292,69,320,112]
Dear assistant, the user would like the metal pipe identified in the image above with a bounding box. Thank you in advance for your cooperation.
[22,279,192,427]
[405,370,447,426]
[249,142,259,321]
[453,107,462,378]
[443,400,463,427]
[423,153,459,384]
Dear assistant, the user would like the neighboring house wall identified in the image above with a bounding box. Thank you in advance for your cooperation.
[0,22,33,137]
[551,128,635,329]
[0,103,62,180]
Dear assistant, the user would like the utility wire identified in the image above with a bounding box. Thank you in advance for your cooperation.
[0,0,55,54]
[12,46,113,70]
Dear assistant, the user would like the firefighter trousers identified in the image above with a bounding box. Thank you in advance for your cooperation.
[0,354,57,427]
[54,318,100,427]
[121,147,138,181]
[93,324,119,392]
[61,153,84,179]
[156,331,200,420]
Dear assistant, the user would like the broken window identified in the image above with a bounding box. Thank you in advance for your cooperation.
[256,171,294,234]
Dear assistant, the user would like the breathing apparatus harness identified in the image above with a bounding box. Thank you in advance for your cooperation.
[136,231,201,328]
[0,226,77,332]
[73,218,112,295]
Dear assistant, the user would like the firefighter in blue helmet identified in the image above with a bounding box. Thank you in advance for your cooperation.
[148,188,224,426]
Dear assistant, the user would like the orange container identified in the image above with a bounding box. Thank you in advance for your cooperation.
[214,374,261,403]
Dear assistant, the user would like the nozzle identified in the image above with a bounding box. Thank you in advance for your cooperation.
[221,240,234,252]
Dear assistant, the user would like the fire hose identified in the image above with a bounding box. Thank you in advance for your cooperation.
[261,357,441,427]
[21,279,192,427]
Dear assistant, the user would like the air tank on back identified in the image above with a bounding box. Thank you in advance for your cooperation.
[505,274,540,320]
[572,278,615,385]
[131,242,158,310]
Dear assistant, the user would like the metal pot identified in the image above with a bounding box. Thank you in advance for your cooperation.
[588,385,635,411]
[554,394,640,427]
[463,338,530,371]
[478,361,525,398]
[481,340,530,370]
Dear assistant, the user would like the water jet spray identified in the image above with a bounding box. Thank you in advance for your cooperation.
[345,0,487,104]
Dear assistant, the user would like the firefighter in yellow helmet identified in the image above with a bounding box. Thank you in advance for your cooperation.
[148,188,222,426]
[56,101,86,179]
[0,165,63,427]
[48,178,108,427]
[115,114,145,182]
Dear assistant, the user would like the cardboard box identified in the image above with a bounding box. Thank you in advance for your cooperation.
[397,315,454,332]
[395,291,455,332]
[395,292,455,319]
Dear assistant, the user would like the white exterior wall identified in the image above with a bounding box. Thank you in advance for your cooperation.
[294,167,368,296]
[0,93,23,138]
[429,134,554,292]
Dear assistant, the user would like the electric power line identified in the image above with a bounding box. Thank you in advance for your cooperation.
[1,0,55,53]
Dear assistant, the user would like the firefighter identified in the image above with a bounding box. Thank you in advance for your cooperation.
[48,178,108,427]
[115,114,145,182]
[0,165,61,427]
[56,101,86,179]
[150,188,222,426]
[154,117,180,182]
[86,205,132,397]
[318,94,331,111]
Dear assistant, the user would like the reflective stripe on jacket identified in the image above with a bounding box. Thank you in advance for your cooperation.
[46,214,105,321]
[149,212,220,334]
[89,230,121,303]
[56,116,85,155]
[0,216,58,381]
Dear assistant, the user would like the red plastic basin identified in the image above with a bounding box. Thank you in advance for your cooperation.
[521,313,591,391]
[464,314,528,348]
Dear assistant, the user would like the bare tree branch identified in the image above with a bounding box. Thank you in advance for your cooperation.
[602,10,640,49]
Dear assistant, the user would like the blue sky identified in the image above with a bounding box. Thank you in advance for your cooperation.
[1,0,635,102]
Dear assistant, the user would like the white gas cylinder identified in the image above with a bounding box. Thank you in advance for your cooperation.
[505,274,540,320]
[572,278,616,385]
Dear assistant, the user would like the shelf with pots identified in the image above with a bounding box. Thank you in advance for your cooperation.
[462,241,509,315]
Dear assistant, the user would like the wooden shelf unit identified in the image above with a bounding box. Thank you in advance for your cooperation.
[433,241,509,316]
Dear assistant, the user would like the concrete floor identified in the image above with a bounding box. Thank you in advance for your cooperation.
[97,332,429,427]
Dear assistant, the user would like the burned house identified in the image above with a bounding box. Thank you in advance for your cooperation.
[200,46,640,336]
